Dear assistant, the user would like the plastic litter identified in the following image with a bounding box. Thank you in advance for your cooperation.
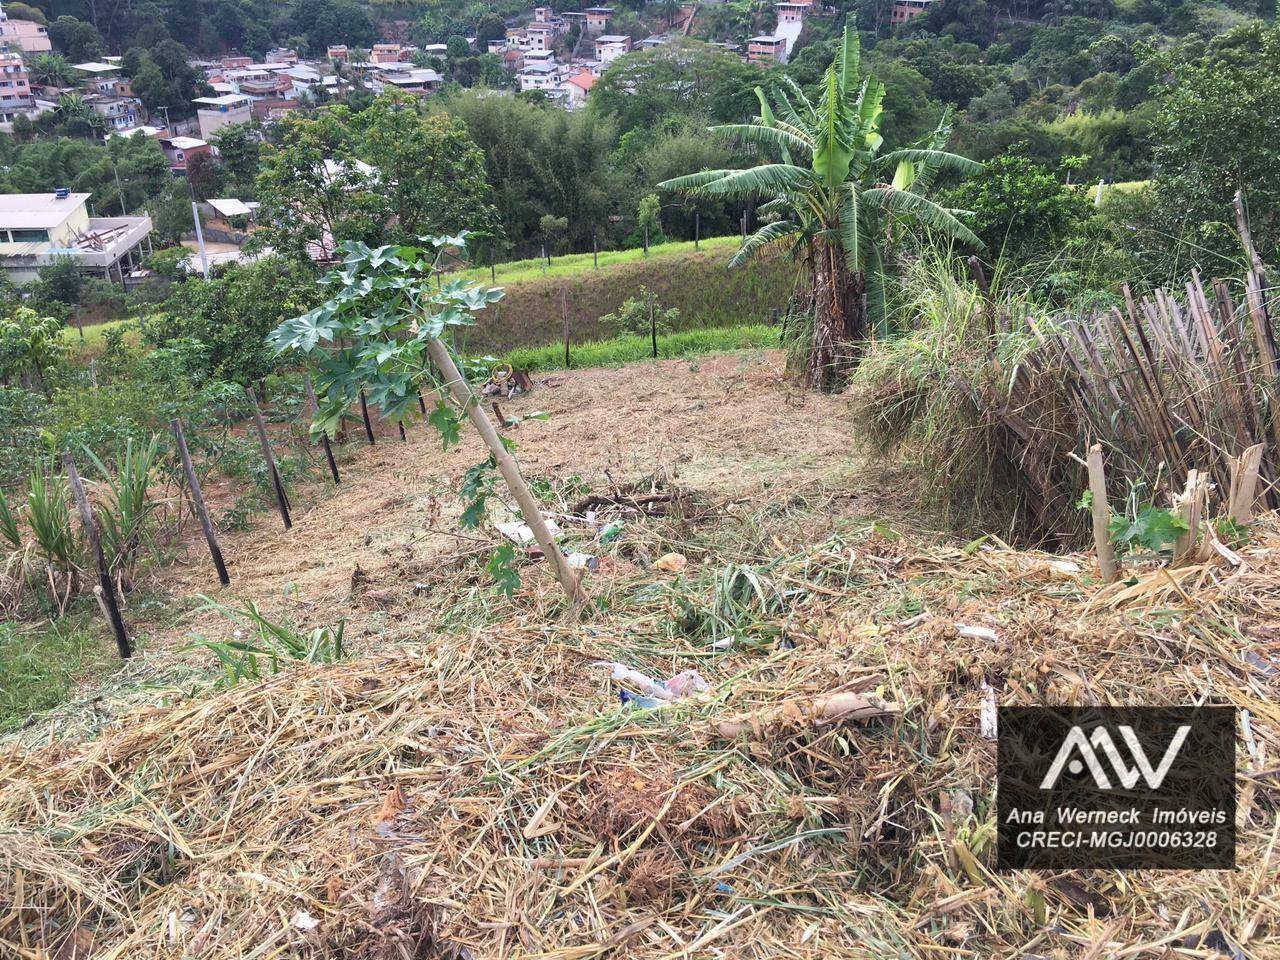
[600,661,710,708]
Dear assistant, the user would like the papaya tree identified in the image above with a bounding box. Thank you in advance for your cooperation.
[659,27,982,390]
[268,237,585,607]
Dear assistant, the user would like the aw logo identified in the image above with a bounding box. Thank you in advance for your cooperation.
[997,706,1235,869]
[1039,723,1191,790]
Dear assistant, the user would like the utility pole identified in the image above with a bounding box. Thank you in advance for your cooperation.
[191,201,210,277]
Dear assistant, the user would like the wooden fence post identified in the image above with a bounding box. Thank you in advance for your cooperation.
[358,389,376,445]
[171,418,230,585]
[64,453,132,658]
[245,387,292,530]
[649,298,658,358]
[593,236,598,269]
[1086,443,1117,583]
[1228,442,1265,524]
[304,377,340,485]
[694,211,700,250]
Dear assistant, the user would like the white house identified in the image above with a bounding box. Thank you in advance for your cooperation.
[0,190,153,285]
[594,35,631,64]
[518,61,559,92]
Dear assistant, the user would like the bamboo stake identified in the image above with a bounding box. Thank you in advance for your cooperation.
[171,418,230,586]
[424,337,585,610]
[1086,443,1117,584]
[64,453,132,658]
[245,388,292,530]
[1228,443,1265,524]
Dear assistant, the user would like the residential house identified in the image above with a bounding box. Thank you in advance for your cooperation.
[327,45,349,61]
[159,135,211,173]
[776,2,808,23]
[0,8,50,54]
[85,94,143,133]
[594,35,631,64]
[562,69,595,108]
[503,48,526,71]
[487,38,509,54]
[747,35,787,63]
[0,190,153,285]
[523,49,556,66]
[193,93,252,140]
[222,55,253,69]
[584,7,614,32]
[890,0,935,23]
[525,22,558,51]
[640,35,670,48]
[534,6,554,22]
[370,44,405,64]
[0,48,32,125]
[517,61,559,92]
[72,61,122,94]
[265,48,298,63]
[373,67,441,94]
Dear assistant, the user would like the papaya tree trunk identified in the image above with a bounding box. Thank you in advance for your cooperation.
[425,337,587,611]
[806,238,865,391]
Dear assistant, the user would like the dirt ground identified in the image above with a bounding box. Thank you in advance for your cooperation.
[141,350,908,656]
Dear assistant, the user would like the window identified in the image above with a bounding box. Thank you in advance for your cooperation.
[8,229,49,243]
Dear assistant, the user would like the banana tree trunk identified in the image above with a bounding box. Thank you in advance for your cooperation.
[806,238,866,391]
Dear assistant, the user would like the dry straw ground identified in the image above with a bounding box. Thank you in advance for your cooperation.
[1,352,1277,959]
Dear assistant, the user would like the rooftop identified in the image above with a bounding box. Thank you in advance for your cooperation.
[749,35,786,43]
[72,61,119,74]
[521,62,557,74]
[0,192,90,229]
[595,34,630,42]
[193,94,251,106]
[566,70,596,91]
[165,136,208,149]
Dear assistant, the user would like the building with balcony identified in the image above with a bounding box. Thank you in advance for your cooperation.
[193,93,252,140]
[0,191,153,285]
[0,48,32,123]
[85,93,144,133]
[776,2,808,23]
[327,45,349,61]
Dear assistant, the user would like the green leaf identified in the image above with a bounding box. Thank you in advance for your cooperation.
[1108,506,1189,553]
[486,544,521,596]
[428,400,462,450]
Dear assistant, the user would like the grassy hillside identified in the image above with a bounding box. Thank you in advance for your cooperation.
[457,237,797,354]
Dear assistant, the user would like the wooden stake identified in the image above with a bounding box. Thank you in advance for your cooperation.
[425,337,585,610]
[398,420,407,442]
[171,418,230,585]
[649,297,658,358]
[695,211,700,250]
[561,288,571,368]
[417,389,428,415]
[245,387,292,530]
[593,236,598,269]
[1086,443,1117,583]
[304,377,340,485]
[64,453,132,658]
[359,389,375,445]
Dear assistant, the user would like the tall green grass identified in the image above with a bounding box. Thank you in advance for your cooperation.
[458,236,743,286]
[500,324,779,372]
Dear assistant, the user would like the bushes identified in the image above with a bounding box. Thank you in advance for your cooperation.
[142,257,321,387]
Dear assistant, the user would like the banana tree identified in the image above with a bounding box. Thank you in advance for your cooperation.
[659,27,982,390]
